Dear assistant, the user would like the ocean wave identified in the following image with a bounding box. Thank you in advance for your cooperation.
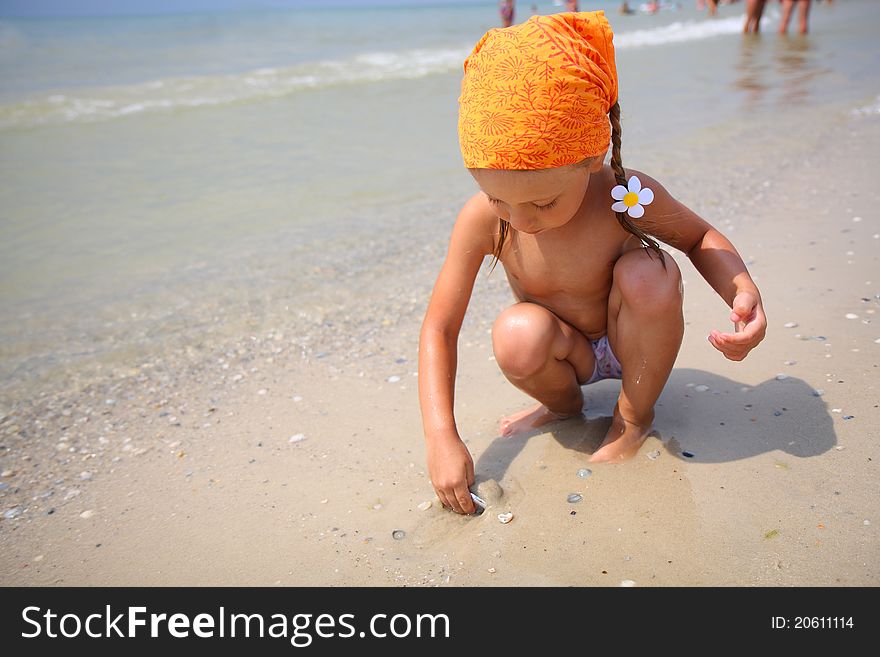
[615,15,745,48]
[0,17,747,129]
[852,95,880,117]
[0,46,470,129]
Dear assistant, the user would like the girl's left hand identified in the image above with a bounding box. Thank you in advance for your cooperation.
[707,290,766,361]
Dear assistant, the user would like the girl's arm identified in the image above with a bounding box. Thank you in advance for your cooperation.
[628,170,767,361]
[419,194,495,514]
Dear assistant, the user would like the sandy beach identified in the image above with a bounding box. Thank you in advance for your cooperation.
[2,86,878,588]
[2,0,880,593]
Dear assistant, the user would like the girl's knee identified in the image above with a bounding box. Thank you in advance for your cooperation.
[613,249,682,313]
[492,303,558,378]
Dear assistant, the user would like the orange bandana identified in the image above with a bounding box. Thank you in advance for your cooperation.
[458,11,618,170]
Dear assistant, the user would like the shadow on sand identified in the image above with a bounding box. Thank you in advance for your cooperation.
[474,367,837,483]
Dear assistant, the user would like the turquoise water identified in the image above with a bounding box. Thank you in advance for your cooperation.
[0,0,878,393]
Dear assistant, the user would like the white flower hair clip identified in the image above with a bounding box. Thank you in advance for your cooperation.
[611,175,654,219]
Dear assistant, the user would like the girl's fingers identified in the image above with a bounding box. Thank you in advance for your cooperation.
[455,485,476,515]
[709,333,750,360]
[436,490,454,512]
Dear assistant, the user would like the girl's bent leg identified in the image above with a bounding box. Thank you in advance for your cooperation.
[492,302,595,436]
[590,249,684,463]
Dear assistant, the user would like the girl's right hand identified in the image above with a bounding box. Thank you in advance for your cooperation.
[426,432,476,514]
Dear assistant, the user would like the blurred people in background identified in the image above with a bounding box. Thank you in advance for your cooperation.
[743,0,767,32]
[499,0,515,27]
[565,1,579,11]
[779,0,812,34]
[619,2,635,14]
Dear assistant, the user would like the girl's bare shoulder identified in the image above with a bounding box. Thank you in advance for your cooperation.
[453,192,500,257]
[611,167,714,252]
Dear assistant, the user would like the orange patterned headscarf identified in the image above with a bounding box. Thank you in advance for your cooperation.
[458,11,618,170]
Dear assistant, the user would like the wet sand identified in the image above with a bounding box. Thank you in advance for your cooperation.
[1,100,878,587]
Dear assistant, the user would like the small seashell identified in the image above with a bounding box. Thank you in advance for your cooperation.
[392,529,406,540]
[79,509,95,519]
[647,450,661,460]
[417,501,432,511]
[783,321,798,328]
[864,520,871,526]
[289,433,306,443]
[775,374,788,381]
[576,468,592,478]
[387,375,401,383]
[487,567,496,574]
[845,313,859,320]
[620,579,636,587]
[694,384,709,392]
[567,493,583,504]
[497,512,514,524]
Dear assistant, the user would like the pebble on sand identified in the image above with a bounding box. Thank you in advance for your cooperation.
[497,512,513,524]
[289,433,306,443]
[79,509,96,519]
[417,501,432,511]
[576,468,592,478]
[387,375,401,383]
[845,313,859,320]
[567,493,583,504]
[783,322,798,328]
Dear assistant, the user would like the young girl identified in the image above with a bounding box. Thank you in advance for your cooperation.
[418,12,766,515]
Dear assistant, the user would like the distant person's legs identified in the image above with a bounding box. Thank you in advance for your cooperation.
[796,0,812,33]
[706,0,718,15]
[780,0,811,34]
[743,0,767,33]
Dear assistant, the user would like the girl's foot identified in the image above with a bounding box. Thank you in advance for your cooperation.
[499,403,580,437]
[588,408,652,463]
